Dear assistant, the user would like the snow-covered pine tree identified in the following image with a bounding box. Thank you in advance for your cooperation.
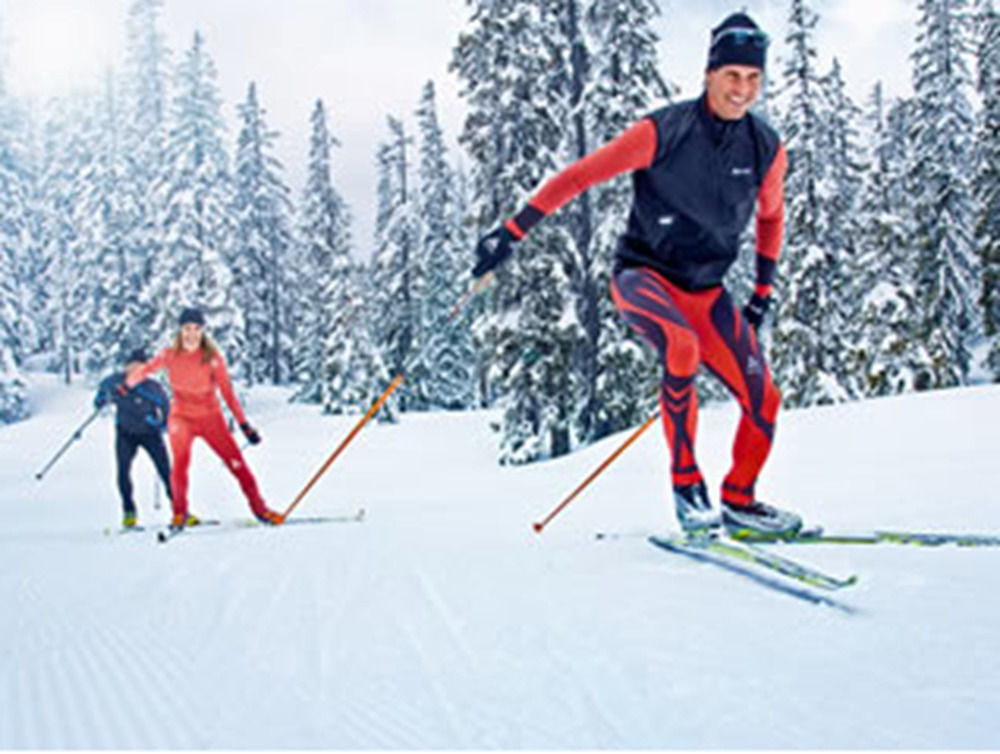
[771,0,853,405]
[0,69,34,349]
[974,0,1000,380]
[232,82,295,386]
[493,245,578,464]
[121,0,171,347]
[153,32,239,359]
[472,1,583,462]
[0,70,31,422]
[370,116,420,410]
[817,56,866,398]
[414,80,476,410]
[451,0,566,420]
[0,344,27,425]
[37,96,94,385]
[851,88,932,394]
[908,0,980,387]
[80,70,147,376]
[453,160,494,408]
[292,99,353,405]
[322,261,396,423]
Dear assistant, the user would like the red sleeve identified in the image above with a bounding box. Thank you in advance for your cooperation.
[125,349,169,389]
[753,142,787,298]
[505,118,658,238]
[212,356,248,426]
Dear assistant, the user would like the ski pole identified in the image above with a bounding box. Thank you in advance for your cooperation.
[35,407,102,481]
[532,410,660,534]
[281,273,494,520]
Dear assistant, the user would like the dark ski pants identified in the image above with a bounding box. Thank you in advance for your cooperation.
[611,266,781,505]
[115,428,172,515]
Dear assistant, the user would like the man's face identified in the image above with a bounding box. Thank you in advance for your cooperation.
[705,64,762,121]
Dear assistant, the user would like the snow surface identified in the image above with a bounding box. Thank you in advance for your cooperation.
[2,375,999,749]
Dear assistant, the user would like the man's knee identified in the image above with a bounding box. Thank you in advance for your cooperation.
[666,330,700,376]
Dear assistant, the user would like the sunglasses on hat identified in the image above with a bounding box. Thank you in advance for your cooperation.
[711,27,770,49]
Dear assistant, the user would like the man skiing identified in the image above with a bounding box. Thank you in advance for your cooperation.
[125,308,284,531]
[472,12,801,539]
[95,349,176,529]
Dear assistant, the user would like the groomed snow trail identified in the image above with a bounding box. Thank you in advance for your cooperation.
[1,377,999,748]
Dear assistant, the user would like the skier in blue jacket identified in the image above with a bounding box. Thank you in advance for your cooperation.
[94,349,174,528]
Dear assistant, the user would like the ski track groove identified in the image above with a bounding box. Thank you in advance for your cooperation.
[398,587,465,745]
[318,557,461,749]
[81,618,193,749]
[548,643,630,748]
[10,538,237,748]
[313,548,400,748]
[414,568,477,666]
[7,576,81,747]
[9,572,195,748]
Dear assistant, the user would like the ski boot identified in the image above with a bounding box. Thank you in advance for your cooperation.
[722,500,802,541]
[169,513,187,534]
[673,481,721,537]
[122,510,138,529]
[185,512,201,526]
[255,509,285,526]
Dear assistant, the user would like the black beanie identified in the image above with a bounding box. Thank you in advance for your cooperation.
[707,12,768,71]
[179,307,205,327]
[124,348,148,365]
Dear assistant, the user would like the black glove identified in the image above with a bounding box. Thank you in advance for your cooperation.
[472,226,516,278]
[240,422,261,445]
[743,293,772,332]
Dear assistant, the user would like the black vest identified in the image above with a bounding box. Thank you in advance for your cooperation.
[616,95,781,290]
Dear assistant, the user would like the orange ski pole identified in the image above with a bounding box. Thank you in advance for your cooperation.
[532,410,660,534]
[281,274,493,520]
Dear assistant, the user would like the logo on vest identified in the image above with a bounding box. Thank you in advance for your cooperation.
[731,167,753,177]
[658,215,675,227]
[746,354,763,378]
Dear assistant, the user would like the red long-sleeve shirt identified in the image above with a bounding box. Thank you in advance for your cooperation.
[126,348,248,425]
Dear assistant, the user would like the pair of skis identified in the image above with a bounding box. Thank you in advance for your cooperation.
[105,508,366,543]
[154,508,367,543]
[630,525,1000,610]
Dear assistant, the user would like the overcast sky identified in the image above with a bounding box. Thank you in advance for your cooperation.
[0,0,917,256]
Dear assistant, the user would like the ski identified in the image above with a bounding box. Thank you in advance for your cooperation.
[235,508,367,528]
[752,528,1000,547]
[105,519,221,537]
[872,530,1000,547]
[646,535,856,612]
[648,534,858,591]
[155,508,366,543]
[104,524,146,536]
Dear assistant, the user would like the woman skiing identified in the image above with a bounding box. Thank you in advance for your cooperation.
[126,307,284,530]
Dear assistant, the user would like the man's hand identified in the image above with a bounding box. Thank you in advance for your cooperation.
[472,227,516,278]
[743,293,772,332]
